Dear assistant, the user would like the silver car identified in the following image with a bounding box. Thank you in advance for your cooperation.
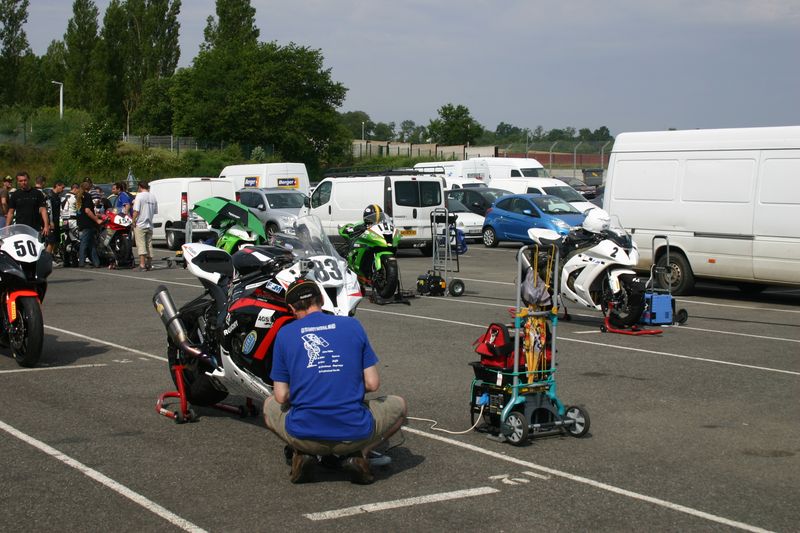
[237,187,307,237]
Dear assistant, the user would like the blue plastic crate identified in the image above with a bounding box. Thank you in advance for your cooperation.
[641,292,673,325]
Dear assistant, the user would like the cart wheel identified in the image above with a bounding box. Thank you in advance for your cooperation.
[502,411,529,446]
[675,309,688,325]
[600,325,607,333]
[449,279,465,297]
[564,405,590,438]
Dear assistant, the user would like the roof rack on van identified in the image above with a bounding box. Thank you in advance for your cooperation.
[322,167,439,178]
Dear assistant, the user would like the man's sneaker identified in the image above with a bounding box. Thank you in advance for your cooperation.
[289,451,316,484]
[368,450,392,467]
[342,454,374,485]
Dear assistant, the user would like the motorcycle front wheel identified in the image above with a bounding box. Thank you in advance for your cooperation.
[371,256,398,299]
[112,234,134,268]
[9,297,44,367]
[604,282,645,328]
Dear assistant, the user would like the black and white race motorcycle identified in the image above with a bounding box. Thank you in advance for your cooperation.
[153,215,362,420]
[527,209,647,327]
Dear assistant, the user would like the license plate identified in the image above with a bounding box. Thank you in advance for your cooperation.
[191,220,207,229]
[400,229,416,236]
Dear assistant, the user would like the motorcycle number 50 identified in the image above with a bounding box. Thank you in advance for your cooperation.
[311,258,342,282]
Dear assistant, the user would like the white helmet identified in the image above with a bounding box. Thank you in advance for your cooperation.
[582,208,610,234]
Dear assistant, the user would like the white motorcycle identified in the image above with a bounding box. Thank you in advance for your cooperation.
[152,215,362,418]
[527,209,647,328]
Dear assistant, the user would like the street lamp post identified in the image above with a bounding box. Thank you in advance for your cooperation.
[51,81,63,120]
[361,121,365,141]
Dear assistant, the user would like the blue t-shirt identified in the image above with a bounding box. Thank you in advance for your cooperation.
[271,311,378,441]
[115,191,132,211]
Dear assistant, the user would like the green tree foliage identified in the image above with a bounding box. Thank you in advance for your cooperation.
[0,0,30,106]
[397,120,427,143]
[372,121,395,141]
[131,77,173,134]
[427,103,484,145]
[64,0,100,110]
[94,0,127,125]
[339,110,373,140]
[172,39,347,174]
[202,0,258,51]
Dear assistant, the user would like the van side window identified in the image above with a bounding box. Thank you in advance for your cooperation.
[395,181,419,206]
[510,170,522,177]
[419,182,441,207]
[311,181,331,208]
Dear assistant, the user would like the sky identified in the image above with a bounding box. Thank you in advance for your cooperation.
[25,0,800,137]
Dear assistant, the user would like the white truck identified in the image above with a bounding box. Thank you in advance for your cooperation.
[218,163,311,195]
[604,126,800,294]
[413,160,490,188]
[149,177,236,250]
[470,157,550,180]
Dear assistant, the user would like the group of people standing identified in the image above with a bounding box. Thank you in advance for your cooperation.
[0,172,158,271]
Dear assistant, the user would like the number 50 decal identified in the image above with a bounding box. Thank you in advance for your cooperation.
[13,239,37,258]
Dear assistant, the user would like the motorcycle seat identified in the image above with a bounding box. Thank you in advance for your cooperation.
[232,246,294,276]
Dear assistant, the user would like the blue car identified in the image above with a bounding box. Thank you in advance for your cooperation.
[482,194,586,247]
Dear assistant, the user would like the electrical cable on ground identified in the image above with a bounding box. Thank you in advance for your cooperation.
[406,405,485,435]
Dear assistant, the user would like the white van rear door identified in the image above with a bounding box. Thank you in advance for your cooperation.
[390,177,443,241]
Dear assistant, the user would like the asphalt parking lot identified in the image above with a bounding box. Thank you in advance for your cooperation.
[1,242,798,532]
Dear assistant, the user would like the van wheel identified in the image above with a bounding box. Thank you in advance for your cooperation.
[656,252,694,295]
[420,242,433,256]
[483,227,498,248]
[166,229,183,251]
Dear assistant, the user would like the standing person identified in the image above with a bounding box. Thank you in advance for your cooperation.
[263,279,407,485]
[112,181,132,215]
[0,176,12,229]
[45,180,65,256]
[6,171,49,236]
[132,181,157,271]
[35,175,46,190]
[76,181,103,268]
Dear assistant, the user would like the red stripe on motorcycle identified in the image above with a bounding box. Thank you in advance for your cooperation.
[253,315,294,360]
[228,298,287,312]
[5,290,39,322]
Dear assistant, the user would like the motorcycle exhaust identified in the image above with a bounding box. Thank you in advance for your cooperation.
[153,285,189,345]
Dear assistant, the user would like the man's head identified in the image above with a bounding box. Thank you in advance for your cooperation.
[70,183,79,194]
[285,279,324,314]
[3,176,12,189]
[53,180,65,194]
[113,181,126,194]
[35,176,46,188]
[16,171,30,190]
[138,180,149,192]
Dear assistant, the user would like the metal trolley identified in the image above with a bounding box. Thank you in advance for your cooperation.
[469,242,590,445]
[417,207,466,297]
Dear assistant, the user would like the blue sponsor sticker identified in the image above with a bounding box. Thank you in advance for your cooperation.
[277,177,298,188]
[244,176,259,187]
[265,281,283,293]
[242,330,258,354]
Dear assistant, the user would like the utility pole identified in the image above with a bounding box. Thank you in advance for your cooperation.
[51,81,64,119]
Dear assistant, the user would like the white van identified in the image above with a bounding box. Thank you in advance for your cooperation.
[150,177,236,250]
[470,157,550,180]
[218,163,311,195]
[303,172,445,254]
[413,160,490,188]
[604,126,800,294]
[488,177,597,213]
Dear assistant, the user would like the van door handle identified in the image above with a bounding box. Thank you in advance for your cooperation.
[413,208,417,218]
[328,205,331,215]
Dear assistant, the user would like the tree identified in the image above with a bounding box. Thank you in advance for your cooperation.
[202,0,258,51]
[131,77,173,134]
[372,121,395,141]
[339,110,373,140]
[427,103,484,145]
[94,0,126,125]
[0,0,30,106]
[495,121,522,139]
[172,41,347,173]
[64,0,100,110]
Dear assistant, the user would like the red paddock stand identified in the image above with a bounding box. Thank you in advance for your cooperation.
[156,363,258,424]
[600,302,663,336]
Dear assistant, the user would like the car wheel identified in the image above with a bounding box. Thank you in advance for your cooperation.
[483,226,498,248]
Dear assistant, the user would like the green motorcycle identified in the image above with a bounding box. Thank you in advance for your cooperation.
[338,212,400,299]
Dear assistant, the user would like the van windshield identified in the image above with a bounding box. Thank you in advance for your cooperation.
[542,186,584,203]
[521,167,548,177]
[395,181,441,207]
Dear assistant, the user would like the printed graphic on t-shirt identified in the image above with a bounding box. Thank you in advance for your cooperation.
[300,323,343,373]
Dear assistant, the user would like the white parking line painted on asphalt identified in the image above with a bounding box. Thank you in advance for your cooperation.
[402,427,773,533]
[679,326,800,344]
[456,277,514,286]
[0,419,208,533]
[676,299,800,314]
[0,363,108,374]
[304,486,499,521]
[84,269,202,288]
[44,326,168,362]
[359,308,799,376]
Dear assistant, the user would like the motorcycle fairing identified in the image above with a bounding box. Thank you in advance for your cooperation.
[209,346,274,401]
[5,289,38,321]
[183,243,233,285]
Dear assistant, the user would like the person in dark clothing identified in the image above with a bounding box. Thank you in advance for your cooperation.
[6,171,49,235]
[45,181,65,255]
[76,181,103,267]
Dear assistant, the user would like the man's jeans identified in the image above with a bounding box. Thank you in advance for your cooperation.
[79,226,100,267]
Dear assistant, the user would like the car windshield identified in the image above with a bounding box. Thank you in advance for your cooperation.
[265,192,305,209]
[531,196,580,215]
[542,186,585,203]
[447,198,469,213]
[521,167,548,177]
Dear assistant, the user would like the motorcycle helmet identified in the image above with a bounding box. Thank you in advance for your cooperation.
[363,204,382,225]
[582,208,610,234]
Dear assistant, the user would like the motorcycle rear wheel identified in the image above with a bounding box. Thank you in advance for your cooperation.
[10,297,43,367]
[605,282,645,328]
[372,256,398,299]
